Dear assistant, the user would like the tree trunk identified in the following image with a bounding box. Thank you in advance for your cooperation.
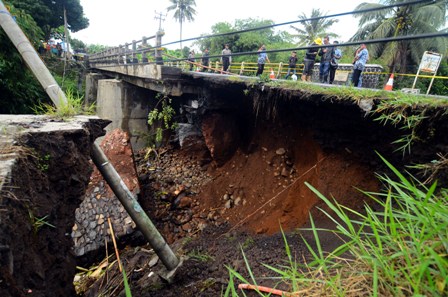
[180,20,183,50]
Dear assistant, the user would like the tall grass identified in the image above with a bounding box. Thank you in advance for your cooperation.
[32,87,95,119]
[225,155,448,296]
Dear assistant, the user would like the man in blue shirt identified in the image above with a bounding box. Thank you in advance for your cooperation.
[352,43,369,87]
[329,41,342,84]
[256,45,270,76]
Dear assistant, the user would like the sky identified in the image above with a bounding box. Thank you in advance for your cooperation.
[71,0,369,50]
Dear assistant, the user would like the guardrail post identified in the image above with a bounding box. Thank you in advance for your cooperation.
[277,62,283,78]
[125,43,131,64]
[117,45,122,64]
[155,30,164,65]
[132,40,138,63]
[239,61,245,75]
[142,36,149,63]
[215,61,220,73]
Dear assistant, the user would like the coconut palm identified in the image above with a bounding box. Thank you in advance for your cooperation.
[351,0,447,73]
[167,0,197,49]
[290,8,339,46]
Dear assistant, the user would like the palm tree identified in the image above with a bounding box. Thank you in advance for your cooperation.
[290,8,339,46]
[351,0,447,73]
[167,0,197,49]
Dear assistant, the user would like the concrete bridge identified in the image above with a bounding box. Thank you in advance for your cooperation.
[86,32,385,149]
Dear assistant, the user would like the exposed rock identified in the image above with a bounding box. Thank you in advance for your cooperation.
[275,148,286,155]
[201,112,240,165]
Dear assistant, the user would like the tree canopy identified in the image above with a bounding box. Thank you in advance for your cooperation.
[0,4,49,114]
[290,9,339,46]
[8,0,89,38]
[167,0,196,49]
[351,0,447,73]
[194,18,294,63]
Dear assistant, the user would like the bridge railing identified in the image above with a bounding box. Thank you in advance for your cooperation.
[88,32,165,66]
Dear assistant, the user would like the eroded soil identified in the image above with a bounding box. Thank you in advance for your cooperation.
[80,107,393,296]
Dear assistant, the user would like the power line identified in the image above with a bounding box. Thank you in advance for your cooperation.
[160,0,436,48]
[90,31,448,67]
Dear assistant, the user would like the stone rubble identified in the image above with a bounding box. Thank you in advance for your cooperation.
[72,125,300,255]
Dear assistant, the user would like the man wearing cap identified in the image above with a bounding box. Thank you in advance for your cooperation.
[302,38,322,82]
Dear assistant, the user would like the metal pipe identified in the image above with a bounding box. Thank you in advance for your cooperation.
[0,1,68,108]
[91,143,179,270]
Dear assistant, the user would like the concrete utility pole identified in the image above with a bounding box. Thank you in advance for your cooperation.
[0,1,68,108]
[154,11,166,31]
[91,144,179,270]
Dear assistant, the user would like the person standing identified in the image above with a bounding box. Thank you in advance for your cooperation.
[302,38,322,81]
[318,36,334,83]
[255,45,270,76]
[284,51,298,79]
[329,41,342,84]
[221,44,232,73]
[188,50,195,71]
[352,43,369,87]
[201,48,209,72]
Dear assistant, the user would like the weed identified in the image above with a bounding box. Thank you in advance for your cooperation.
[37,153,50,172]
[28,210,55,234]
[408,153,448,184]
[32,87,95,119]
[199,278,217,292]
[188,249,214,262]
[147,94,178,145]
[241,237,255,250]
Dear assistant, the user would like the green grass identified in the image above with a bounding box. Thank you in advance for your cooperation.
[188,249,215,262]
[225,155,448,296]
[250,76,448,105]
[28,210,55,234]
[32,87,95,119]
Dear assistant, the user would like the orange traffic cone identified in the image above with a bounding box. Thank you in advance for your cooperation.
[384,74,394,91]
[269,68,275,80]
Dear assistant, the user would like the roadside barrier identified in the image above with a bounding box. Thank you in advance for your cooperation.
[384,73,394,91]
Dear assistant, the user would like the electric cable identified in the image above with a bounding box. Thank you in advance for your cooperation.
[159,0,436,48]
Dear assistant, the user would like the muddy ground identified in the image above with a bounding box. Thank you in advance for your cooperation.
[78,95,448,297]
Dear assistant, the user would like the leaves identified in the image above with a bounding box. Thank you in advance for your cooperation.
[351,0,447,73]
[9,0,89,36]
[290,8,339,46]
[147,95,178,145]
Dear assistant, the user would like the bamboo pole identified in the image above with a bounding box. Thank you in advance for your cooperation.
[0,1,68,108]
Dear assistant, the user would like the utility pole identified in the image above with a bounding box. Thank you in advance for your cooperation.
[154,10,166,31]
[63,7,70,61]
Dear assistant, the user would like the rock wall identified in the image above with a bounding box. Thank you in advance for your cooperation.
[0,115,108,297]
[72,129,139,257]
[312,63,384,88]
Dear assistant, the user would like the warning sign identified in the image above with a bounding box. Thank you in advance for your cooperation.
[412,51,443,95]
[419,51,442,73]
